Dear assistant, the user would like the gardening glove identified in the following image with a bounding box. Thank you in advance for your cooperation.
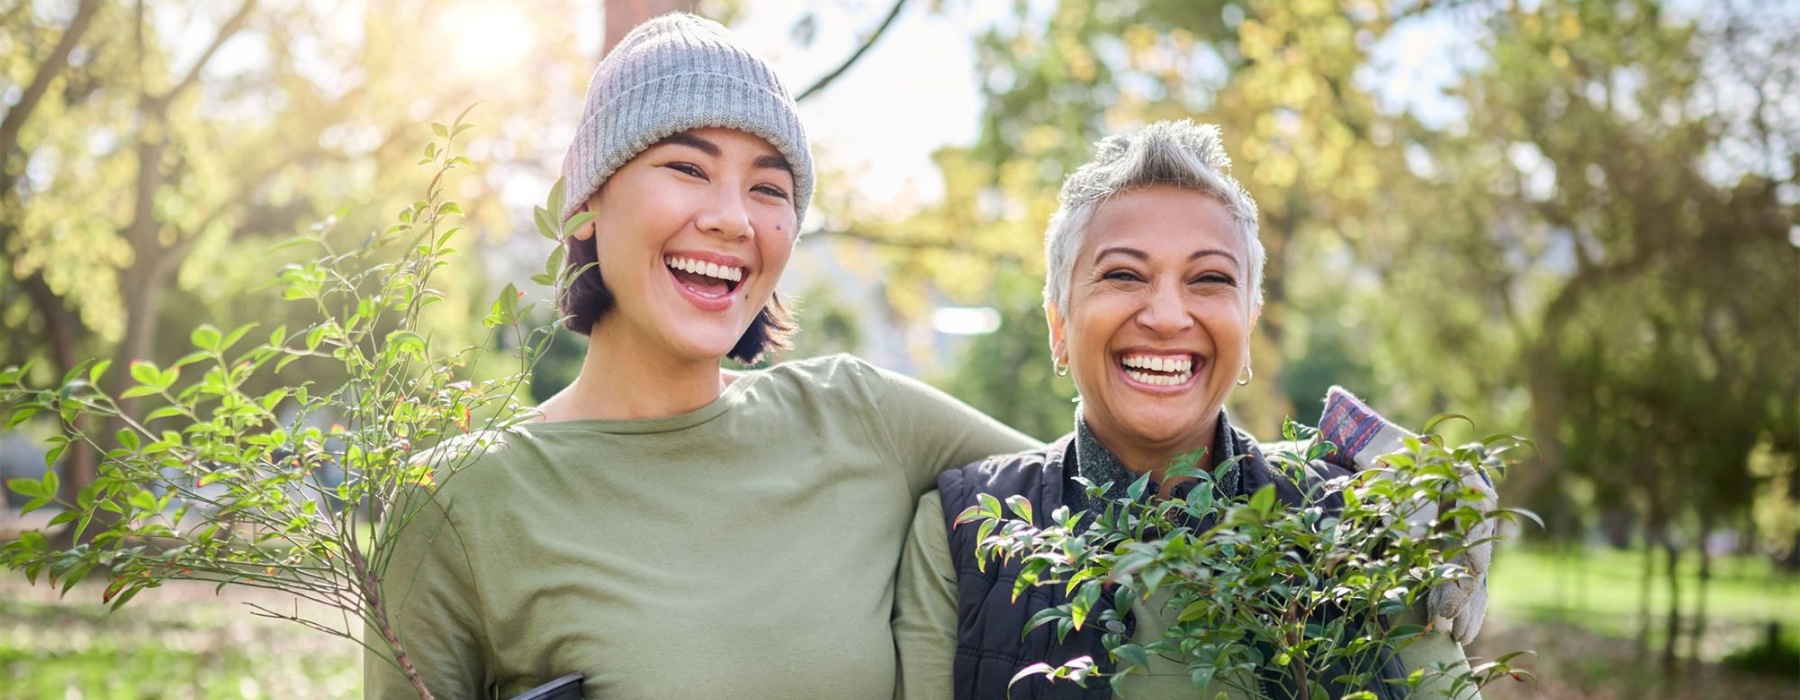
[1317,386,1497,645]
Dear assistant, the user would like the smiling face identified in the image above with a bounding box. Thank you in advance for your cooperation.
[573,127,798,366]
[1048,184,1259,468]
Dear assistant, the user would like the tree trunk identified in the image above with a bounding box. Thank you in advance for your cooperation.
[603,0,700,54]
[1636,522,1657,662]
[1660,534,1682,679]
[1506,341,1568,508]
[16,270,98,504]
[1688,517,1714,677]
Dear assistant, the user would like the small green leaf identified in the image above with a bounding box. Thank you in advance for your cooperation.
[129,361,159,386]
[144,406,187,423]
[88,359,113,385]
[1249,484,1276,515]
[562,211,597,238]
[190,325,222,351]
[386,331,428,361]
[977,493,1004,520]
[1005,494,1034,523]
[7,478,44,499]
[1070,580,1101,631]
[6,406,39,430]
[1177,599,1211,623]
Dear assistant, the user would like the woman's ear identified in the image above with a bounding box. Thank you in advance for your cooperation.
[1044,301,1068,366]
[571,198,599,241]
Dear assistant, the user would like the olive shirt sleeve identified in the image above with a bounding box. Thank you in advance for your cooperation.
[893,491,959,700]
[862,363,1040,497]
[364,487,492,700]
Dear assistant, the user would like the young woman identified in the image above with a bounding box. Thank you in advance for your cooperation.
[363,15,1035,698]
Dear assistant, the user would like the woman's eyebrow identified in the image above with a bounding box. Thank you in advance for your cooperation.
[755,153,792,173]
[656,132,790,174]
[1189,249,1240,266]
[1092,246,1240,266]
[658,132,720,155]
[1093,246,1149,262]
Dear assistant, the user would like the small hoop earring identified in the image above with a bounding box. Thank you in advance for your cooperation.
[1054,359,1069,377]
[1237,365,1253,386]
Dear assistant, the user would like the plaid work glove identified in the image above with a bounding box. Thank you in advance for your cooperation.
[1317,386,1496,645]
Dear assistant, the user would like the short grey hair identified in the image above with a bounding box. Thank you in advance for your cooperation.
[1042,120,1264,315]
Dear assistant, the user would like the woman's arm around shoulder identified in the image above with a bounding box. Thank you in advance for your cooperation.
[893,490,959,700]
[849,356,1040,496]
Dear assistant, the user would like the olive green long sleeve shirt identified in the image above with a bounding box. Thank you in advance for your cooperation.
[364,355,1036,700]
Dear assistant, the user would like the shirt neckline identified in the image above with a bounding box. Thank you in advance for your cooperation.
[517,368,768,435]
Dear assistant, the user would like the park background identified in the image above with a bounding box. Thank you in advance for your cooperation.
[1,0,1796,697]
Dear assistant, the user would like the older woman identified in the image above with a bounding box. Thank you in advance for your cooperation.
[892,121,1480,699]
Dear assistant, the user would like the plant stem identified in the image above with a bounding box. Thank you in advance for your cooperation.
[353,549,434,700]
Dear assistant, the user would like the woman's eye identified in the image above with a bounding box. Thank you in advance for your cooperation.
[753,184,790,201]
[1193,272,1236,285]
[666,163,705,178]
[1102,269,1143,282]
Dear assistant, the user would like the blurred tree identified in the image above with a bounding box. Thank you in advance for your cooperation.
[1,0,592,512]
[1344,0,1798,674]
[927,268,1077,442]
[850,0,1443,437]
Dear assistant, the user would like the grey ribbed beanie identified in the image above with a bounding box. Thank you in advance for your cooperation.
[560,13,813,227]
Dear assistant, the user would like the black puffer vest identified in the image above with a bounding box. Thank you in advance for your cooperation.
[936,414,1407,700]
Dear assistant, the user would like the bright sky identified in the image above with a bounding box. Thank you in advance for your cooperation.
[176,0,1483,215]
[724,2,1475,211]
[730,1,1018,210]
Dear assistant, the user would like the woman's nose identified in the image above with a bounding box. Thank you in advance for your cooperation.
[695,186,753,240]
[1135,282,1193,335]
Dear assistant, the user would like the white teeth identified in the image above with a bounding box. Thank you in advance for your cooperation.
[1122,354,1196,387]
[1122,354,1193,374]
[1124,369,1193,386]
[665,256,743,283]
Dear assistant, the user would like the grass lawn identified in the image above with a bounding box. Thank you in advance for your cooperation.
[1487,544,1800,656]
[3,541,1794,698]
[1475,544,1799,700]
[1,578,360,699]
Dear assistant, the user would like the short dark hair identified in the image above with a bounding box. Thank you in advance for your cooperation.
[558,233,796,364]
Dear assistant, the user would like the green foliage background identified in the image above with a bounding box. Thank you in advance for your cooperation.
[1,0,1796,695]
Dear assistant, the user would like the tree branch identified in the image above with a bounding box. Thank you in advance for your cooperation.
[794,0,907,103]
[0,0,104,158]
[152,0,260,107]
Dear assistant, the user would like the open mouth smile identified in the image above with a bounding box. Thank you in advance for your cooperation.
[665,254,745,301]
[1118,352,1197,387]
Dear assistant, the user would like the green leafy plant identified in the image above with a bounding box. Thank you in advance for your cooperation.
[959,420,1538,700]
[0,108,592,700]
